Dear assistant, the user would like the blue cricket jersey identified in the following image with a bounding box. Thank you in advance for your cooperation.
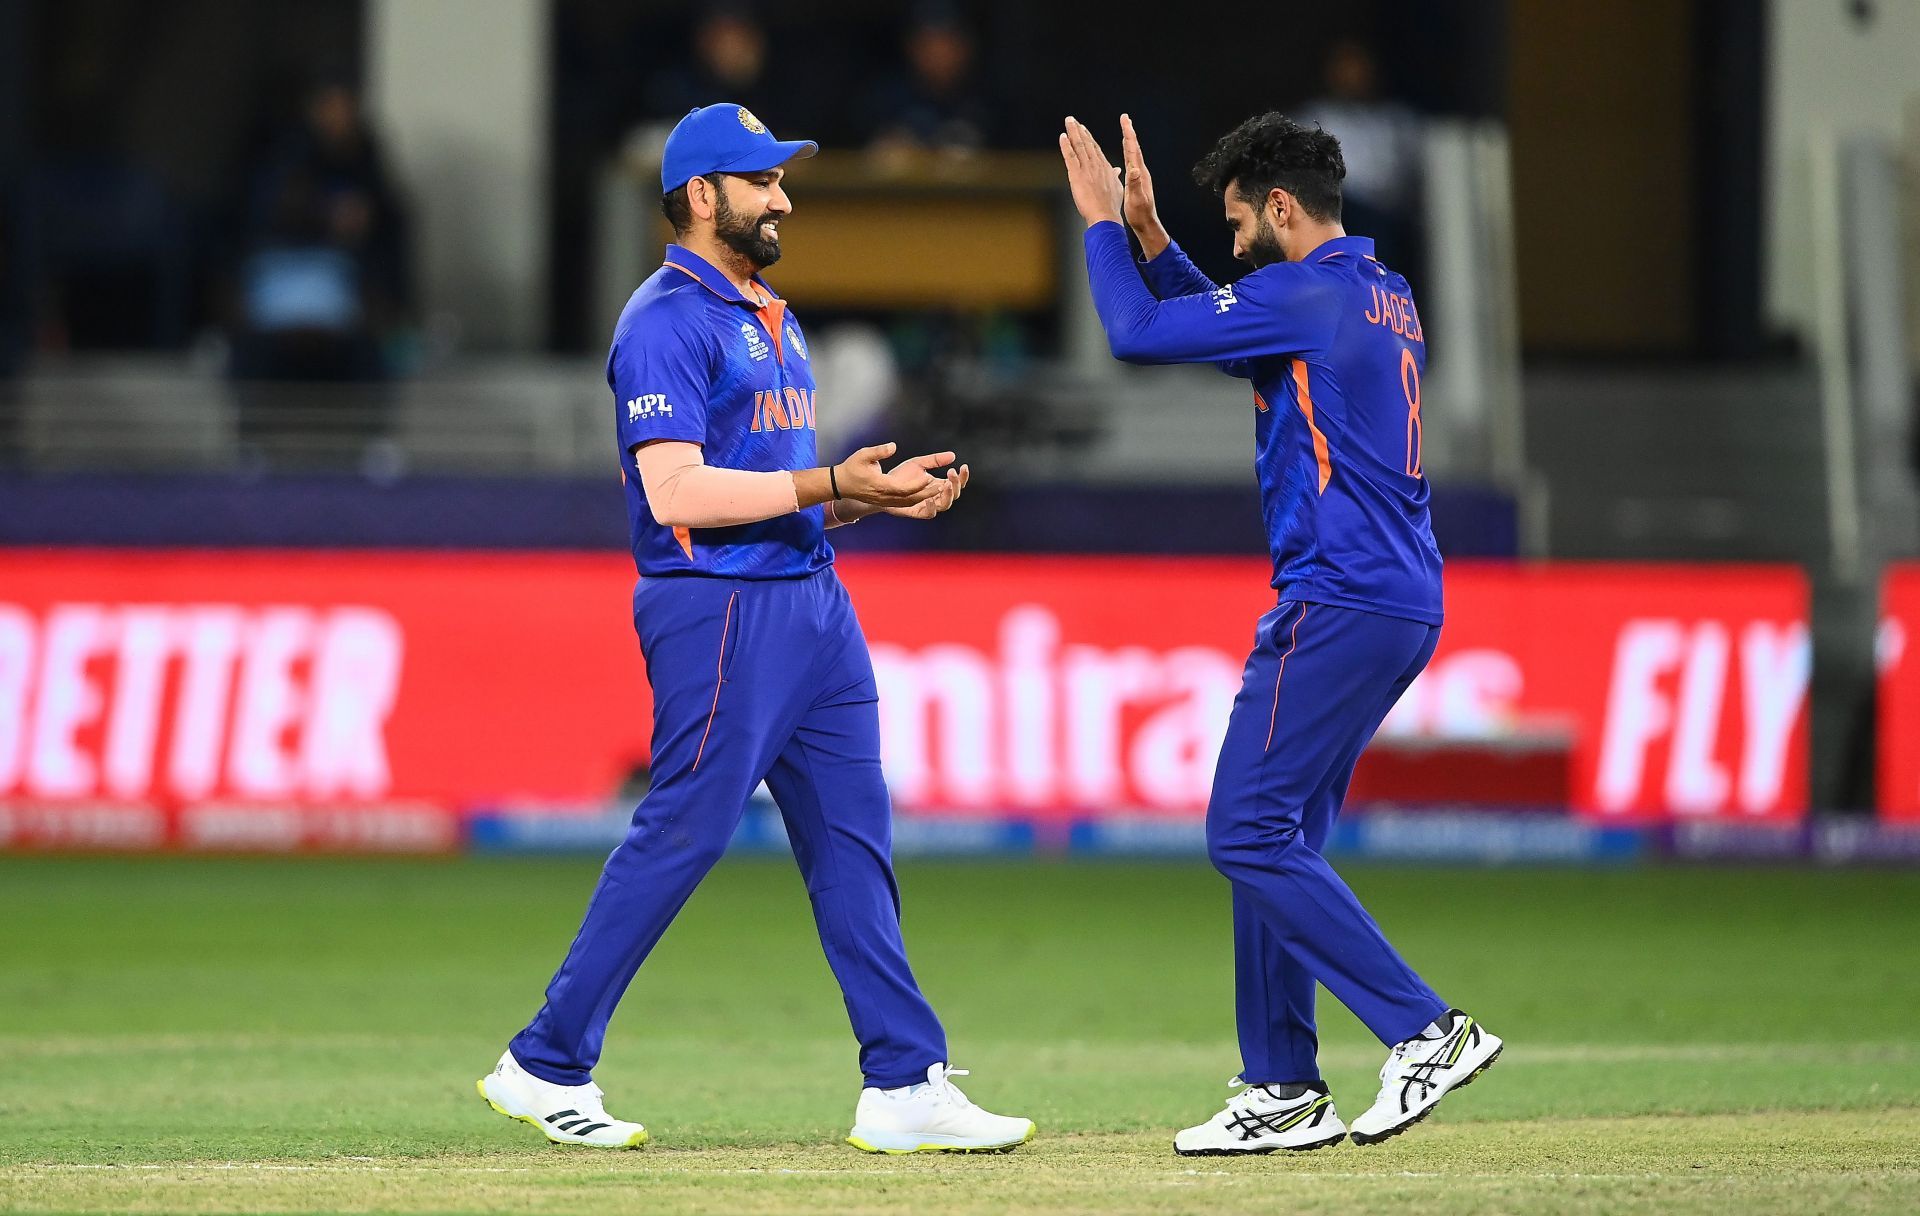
[1084,221,1443,625]
[607,243,829,580]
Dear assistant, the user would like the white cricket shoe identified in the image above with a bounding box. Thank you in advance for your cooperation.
[1173,1077,1346,1156]
[475,1050,648,1148]
[846,1063,1036,1154]
[1349,1009,1502,1145]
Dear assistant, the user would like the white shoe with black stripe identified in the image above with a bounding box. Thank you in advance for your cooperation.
[1173,1078,1347,1156]
[1349,1009,1502,1145]
[475,1050,648,1148]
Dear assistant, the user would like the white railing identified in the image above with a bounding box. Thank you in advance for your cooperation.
[0,356,612,475]
[1423,119,1532,548]
[1807,125,1920,578]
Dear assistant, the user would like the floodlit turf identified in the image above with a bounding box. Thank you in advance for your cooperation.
[2,857,1918,1214]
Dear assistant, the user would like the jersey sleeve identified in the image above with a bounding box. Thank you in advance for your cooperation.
[1083,221,1332,366]
[608,314,713,452]
[1138,240,1221,299]
[1140,241,1258,379]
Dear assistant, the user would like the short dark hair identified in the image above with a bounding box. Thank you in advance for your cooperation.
[660,173,724,236]
[1192,113,1345,223]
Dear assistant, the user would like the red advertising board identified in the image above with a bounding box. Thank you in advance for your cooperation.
[1880,564,1920,821]
[0,551,1810,848]
[842,559,1809,821]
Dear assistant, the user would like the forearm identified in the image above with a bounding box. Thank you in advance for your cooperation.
[637,443,878,531]
[793,465,875,527]
[1133,220,1171,263]
[1084,221,1175,362]
[1086,222,1295,366]
[1139,238,1222,299]
[637,442,804,529]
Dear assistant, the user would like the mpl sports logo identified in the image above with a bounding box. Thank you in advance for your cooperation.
[626,394,672,424]
[0,603,403,802]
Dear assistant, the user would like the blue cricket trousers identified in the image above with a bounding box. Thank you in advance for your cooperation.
[512,567,947,1090]
[1208,599,1450,1086]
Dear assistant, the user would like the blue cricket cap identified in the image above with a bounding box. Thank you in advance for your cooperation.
[660,104,818,195]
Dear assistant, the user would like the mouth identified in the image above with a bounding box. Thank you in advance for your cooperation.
[759,220,780,240]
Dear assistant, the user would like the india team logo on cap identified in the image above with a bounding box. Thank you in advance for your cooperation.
[737,107,767,134]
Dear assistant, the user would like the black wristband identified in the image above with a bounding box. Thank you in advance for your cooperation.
[828,464,840,501]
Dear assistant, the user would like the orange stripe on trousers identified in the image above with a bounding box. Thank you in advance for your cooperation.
[691,591,738,772]
[1264,604,1308,751]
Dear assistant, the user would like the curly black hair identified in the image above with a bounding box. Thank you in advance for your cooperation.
[1192,113,1345,223]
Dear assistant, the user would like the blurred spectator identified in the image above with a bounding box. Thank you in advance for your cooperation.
[231,77,413,386]
[227,77,414,469]
[863,5,998,155]
[22,160,191,352]
[642,5,781,134]
[1295,39,1425,273]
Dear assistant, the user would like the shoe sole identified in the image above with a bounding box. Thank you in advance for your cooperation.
[1174,1131,1348,1157]
[1348,1044,1503,1147]
[846,1123,1037,1155]
[475,1078,649,1149]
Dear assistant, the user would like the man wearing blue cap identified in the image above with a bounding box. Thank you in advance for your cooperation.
[477,104,1034,1156]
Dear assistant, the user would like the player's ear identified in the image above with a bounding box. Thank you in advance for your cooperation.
[689,175,717,224]
[1267,187,1290,227]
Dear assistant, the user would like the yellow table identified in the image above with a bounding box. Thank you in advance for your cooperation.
[627,151,1066,312]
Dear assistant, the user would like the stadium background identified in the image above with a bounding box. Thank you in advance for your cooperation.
[2,2,1919,1213]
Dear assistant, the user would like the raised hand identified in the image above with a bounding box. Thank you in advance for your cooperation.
[834,442,954,508]
[886,463,970,520]
[1120,114,1170,260]
[1058,116,1124,228]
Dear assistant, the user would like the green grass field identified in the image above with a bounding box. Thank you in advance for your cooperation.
[2,856,1918,1214]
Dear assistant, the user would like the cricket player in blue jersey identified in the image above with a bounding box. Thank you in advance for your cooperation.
[1060,113,1502,1153]
[478,103,1033,1155]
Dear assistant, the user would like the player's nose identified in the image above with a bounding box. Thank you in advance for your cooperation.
[769,183,792,215]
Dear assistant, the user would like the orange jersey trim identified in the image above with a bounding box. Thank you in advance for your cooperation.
[664,261,788,363]
[662,260,704,286]
[1289,360,1333,495]
[754,297,787,362]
